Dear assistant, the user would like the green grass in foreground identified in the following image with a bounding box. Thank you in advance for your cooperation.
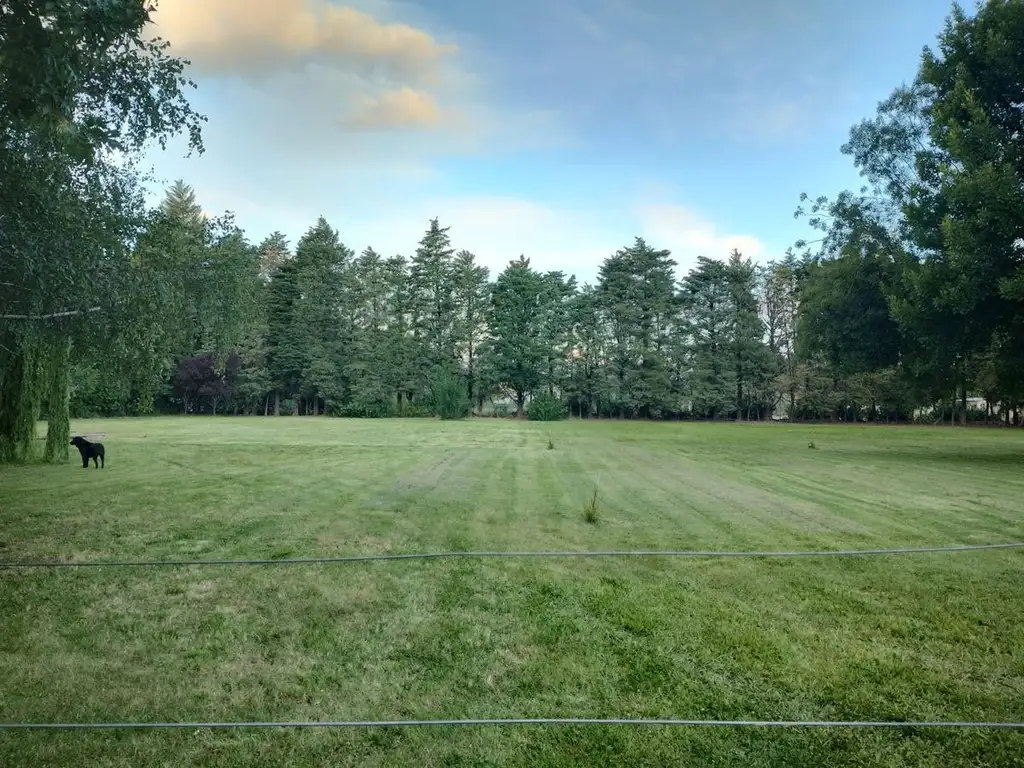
[1,417,1023,767]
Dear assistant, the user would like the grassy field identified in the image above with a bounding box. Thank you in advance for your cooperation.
[1,417,1023,767]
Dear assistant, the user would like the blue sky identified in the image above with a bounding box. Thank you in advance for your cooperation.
[142,0,954,283]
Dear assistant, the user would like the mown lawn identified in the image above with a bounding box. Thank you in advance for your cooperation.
[1,417,1022,767]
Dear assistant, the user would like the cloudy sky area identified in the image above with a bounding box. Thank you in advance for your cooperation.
[142,0,952,283]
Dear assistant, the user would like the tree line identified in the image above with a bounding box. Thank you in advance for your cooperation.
[75,184,792,422]
[2,1,1023,463]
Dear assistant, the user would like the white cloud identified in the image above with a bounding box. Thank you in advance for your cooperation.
[635,203,765,273]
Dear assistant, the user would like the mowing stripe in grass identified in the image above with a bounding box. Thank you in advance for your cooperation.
[2,719,1023,730]
[1,541,1022,569]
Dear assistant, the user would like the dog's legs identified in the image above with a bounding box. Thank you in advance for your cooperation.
[100,454,104,469]
[82,455,89,469]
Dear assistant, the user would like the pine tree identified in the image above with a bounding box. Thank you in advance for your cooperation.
[452,250,490,406]
[384,255,420,410]
[597,238,677,418]
[293,217,353,414]
[566,285,608,417]
[537,270,576,398]
[347,247,396,415]
[257,232,290,282]
[160,180,204,228]
[726,249,769,420]
[681,257,734,418]
[410,218,458,389]
[487,256,546,416]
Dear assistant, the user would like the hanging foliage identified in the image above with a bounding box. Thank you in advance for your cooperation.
[0,335,42,463]
[43,338,73,463]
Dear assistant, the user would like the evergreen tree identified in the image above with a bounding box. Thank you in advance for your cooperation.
[384,255,421,411]
[487,256,546,416]
[452,250,490,406]
[160,180,204,225]
[566,285,610,418]
[597,239,678,417]
[681,257,734,418]
[725,249,770,420]
[537,271,577,399]
[292,217,353,414]
[410,218,458,389]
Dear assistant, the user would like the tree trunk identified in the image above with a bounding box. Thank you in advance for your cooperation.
[516,391,526,418]
[264,395,270,416]
[960,381,968,426]
[273,391,280,416]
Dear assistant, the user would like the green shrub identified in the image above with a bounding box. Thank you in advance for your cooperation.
[526,392,566,421]
[400,403,434,418]
[338,397,397,418]
[429,370,471,420]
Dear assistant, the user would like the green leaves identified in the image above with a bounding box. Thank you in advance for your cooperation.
[0,0,209,459]
[793,0,1024,419]
[0,0,205,160]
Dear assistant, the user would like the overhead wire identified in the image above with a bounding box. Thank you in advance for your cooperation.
[2,717,1022,731]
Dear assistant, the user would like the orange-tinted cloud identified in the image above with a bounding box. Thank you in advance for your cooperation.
[341,87,459,131]
[149,0,457,83]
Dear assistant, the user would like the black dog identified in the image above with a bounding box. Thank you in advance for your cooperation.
[70,436,105,469]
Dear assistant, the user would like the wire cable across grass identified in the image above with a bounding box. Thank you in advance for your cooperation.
[1,542,1022,569]
[1,718,1023,731]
